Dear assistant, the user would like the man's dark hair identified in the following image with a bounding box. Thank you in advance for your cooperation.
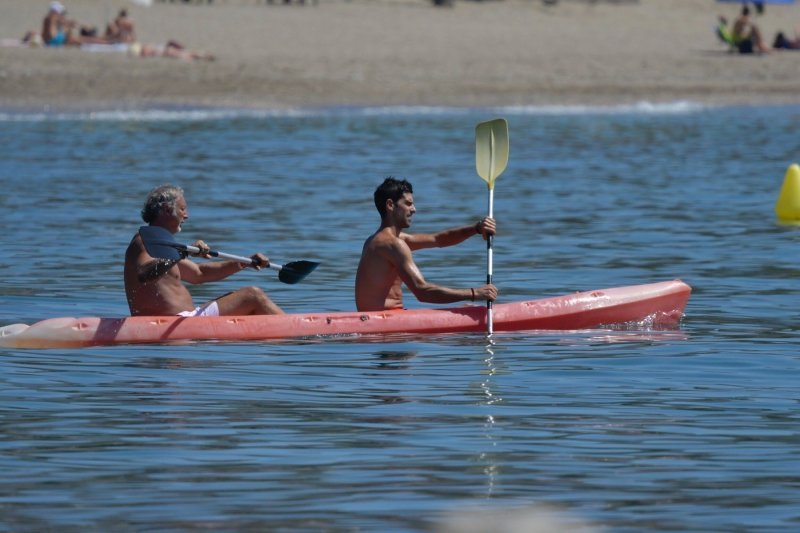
[374,177,413,218]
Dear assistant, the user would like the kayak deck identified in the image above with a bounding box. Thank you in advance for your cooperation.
[0,280,691,349]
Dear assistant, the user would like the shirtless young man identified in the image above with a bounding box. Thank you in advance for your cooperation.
[355,177,498,312]
[732,5,770,53]
[104,9,136,44]
[124,185,283,317]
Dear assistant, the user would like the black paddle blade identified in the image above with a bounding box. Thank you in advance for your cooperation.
[277,260,320,285]
[138,225,185,260]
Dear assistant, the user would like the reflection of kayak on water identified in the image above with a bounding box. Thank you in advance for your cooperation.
[0,280,691,349]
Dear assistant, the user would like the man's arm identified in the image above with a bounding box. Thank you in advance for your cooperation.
[404,217,495,251]
[179,258,245,284]
[179,242,269,285]
[391,238,496,304]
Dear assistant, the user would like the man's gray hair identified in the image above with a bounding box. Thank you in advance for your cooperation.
[141,185,184,223]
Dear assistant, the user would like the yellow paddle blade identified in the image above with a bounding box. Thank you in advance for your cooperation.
[475,118,509,189]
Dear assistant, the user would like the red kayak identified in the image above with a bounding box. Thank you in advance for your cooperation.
[0,280,690,349]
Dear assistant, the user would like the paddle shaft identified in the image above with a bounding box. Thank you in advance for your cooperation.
[485,125,497,336]
[486,188,495,335]
[182,245,284,272]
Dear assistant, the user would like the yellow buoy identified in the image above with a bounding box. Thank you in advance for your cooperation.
[775,163,800,222]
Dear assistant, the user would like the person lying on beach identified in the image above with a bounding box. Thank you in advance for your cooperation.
[354,177,497,312]
[18,33,215,61]
[41,1,109,47]
[731,5,770,54]
[773,28,800,50]
[132,41,216,62]
[124,185,283,317]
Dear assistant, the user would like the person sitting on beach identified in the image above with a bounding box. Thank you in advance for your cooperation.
[41,1,109,47]
[104,8,136,44]
[124,185,283,317]
[731,5,770,54]
[354,177,497,312]
[42,1,79,46]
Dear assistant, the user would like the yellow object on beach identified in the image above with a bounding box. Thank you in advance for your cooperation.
[128,42,142,57]
[775,164,800,222]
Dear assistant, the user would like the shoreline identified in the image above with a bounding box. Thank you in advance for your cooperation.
[3,101,799,122]
[2,100,799,119]
[2,0,800,110]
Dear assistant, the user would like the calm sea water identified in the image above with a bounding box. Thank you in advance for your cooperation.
[0,103,798,531]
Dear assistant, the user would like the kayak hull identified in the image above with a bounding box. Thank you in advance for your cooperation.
[0,280,690,349]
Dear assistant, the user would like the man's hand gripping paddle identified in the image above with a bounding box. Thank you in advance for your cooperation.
[475,118,509,336]
[138,225,319,285]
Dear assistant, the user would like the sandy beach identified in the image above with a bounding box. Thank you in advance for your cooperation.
[2,0,800,110]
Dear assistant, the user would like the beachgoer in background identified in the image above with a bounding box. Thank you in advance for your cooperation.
[773,27,800,50]
[42,1,78,46]
[124,185,283,317]
[716,16,735,51]
[355,177,497,312]
[132,40,216,61]
[732,5,770,54]
[41,1,109,47]
[21,31,44,47]
[105,9,136,44]
[103,9,214,62]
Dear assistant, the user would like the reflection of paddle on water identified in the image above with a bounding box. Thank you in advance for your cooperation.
[480,339,501,498]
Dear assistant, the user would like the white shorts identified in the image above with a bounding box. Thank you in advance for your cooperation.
[177,301,220,318]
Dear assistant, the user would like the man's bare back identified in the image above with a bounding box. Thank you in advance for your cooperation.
[355,227,412,311]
